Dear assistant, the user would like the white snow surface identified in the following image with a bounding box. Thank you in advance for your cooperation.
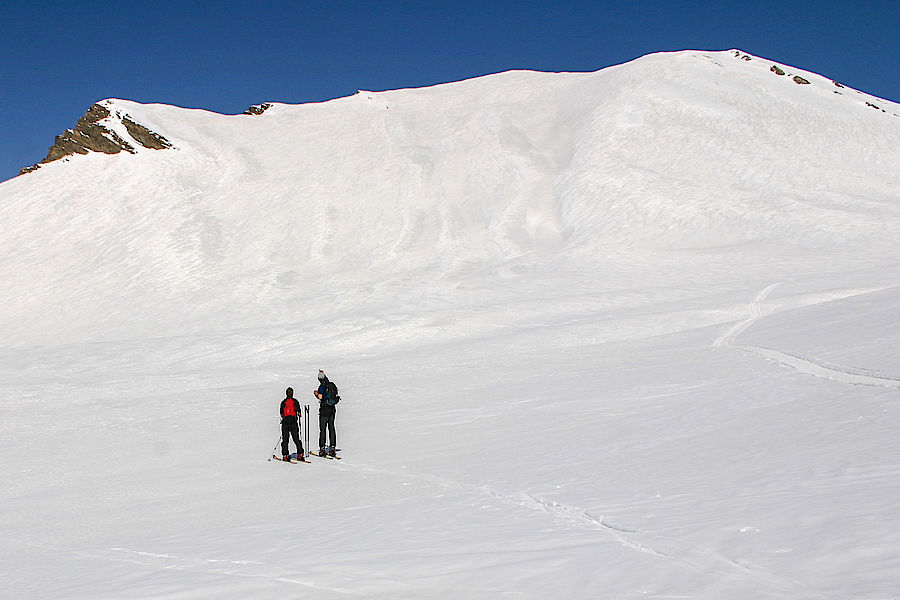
[1,49,899,599]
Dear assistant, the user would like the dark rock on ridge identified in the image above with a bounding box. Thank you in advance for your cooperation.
[42,104,134,163]
[20,102,172,176]
[122,116,172,150]
[244,103,272,115]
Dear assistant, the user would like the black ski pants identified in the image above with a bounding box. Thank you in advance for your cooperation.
[319,408,336,450]
[281,416,302,456]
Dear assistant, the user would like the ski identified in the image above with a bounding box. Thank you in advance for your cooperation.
[309,451,341,460]
[271,454,308,463]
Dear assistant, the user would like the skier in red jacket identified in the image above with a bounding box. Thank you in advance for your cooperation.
[280,387,304,461]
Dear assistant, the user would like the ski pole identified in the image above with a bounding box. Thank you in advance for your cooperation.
[270,438,280,459]
[269,421,282,459]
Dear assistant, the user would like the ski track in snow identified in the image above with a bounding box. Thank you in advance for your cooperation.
[71,454,827,598]
[251,456,827,598]
[482,491,822,598]
[716,283,900,389]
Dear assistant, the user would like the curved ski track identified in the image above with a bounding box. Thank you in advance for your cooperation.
[715,283,900,389]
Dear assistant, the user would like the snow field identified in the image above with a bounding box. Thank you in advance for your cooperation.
[1,49,899,598]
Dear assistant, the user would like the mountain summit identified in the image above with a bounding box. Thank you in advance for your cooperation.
[1,49,898,345]
[20,99,172,175]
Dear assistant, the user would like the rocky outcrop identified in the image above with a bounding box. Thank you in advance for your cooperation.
[42,104,134,163]
[20,102,172,175]
[122,116,172,150]
[244,103,272,115]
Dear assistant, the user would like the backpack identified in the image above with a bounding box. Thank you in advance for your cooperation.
[283,398,298,417]
[324,381,340,406]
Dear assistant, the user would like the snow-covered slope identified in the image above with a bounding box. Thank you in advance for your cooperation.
[3,49,898,346]
[1,49,899,599]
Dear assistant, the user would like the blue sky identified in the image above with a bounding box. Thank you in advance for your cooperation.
[2,0,897,182]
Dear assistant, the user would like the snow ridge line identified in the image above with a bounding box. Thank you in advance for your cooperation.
[717,284,900,389]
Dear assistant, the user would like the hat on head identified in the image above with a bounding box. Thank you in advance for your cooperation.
[317,370,326,381]
[286,387,294,397]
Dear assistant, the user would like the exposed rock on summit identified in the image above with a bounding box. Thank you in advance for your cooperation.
[243,103,272,115]
[44,104,134,161]
[20,103,172,175]
[122,115,172,150]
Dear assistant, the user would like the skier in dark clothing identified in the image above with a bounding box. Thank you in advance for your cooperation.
[314,370,339,457]
[280,387,304,461]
